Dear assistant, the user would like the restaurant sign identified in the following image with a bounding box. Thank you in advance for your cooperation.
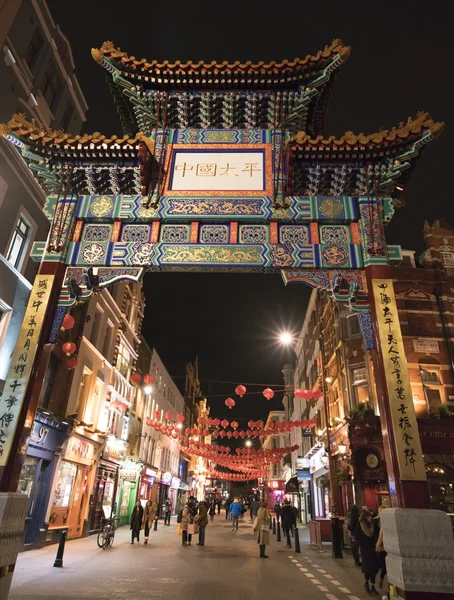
[0,275,54,466]
[373,279,426,481]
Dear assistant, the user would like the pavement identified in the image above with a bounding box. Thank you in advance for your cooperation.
[9,516,387,600]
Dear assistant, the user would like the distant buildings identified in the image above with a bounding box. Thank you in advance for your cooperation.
[0,0,87,391]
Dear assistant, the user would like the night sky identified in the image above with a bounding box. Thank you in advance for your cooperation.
[47,0,453,423]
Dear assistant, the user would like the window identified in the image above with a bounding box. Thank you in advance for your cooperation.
[40,353,59,409]
[61,105,74,132]
[440,251,454,267]
[42,67,60,111]
[25,29,44,68]
[346,312,361,336]
[420,369,441,385]
[90,306,102,348]
[351,366,370,407]
[6,216,30,270]
[75,371,90,418]
[116,342,130,378]
[102,323,114,360]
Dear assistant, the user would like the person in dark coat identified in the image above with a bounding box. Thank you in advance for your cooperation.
[130,500,144,544]
[281,499,296,548]
[347,504,361,566]
[355,509,379,596]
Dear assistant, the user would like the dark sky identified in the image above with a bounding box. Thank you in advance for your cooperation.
[47,0,453,422]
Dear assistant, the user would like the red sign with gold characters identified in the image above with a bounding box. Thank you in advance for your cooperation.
[0,275,54,466]
[372,279,426,481]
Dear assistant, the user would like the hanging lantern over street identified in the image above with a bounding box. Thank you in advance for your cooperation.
[154,410,161,419]
[225,397,235,409]
[302,390,313,400]
[221,419,229,428]
[130,372,142,384]
[62,341,77,356]
[176,413,185,423]
[231,421,239,429]
[143,374,155,384]
[67,357,78,370]
[235,385,246,397]
[294,388,305,399]
[61,314,75,331]
[263,388,274,400]
[313,389,324,399]
[165,411,173,421]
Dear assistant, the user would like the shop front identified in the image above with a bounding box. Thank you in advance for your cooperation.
[267,479,285,510]
[137,466,158,506]
[48,433,98,540]
[169,477,180,513]
[17,412,68,549]
[157,471,172,517]
[309,445,330,518]
[89,436,126,532]
[176,481,189,513]
[117,462,141,526]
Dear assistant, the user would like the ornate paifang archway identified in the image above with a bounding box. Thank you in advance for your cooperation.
[0,39,450,600]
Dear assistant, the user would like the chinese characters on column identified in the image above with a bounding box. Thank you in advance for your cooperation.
[372,279,426,481]
[0,275,54,466]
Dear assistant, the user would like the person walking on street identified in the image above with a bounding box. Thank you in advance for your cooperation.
[225,497,232,520]
[281,499,296,547]
[229,497,242,532]
[347,504,361,566]
[209,501,216,523]
[130,500,144,544]
[254,501,271,558]
[249,497,260,522]
[197,501,209,546]
[274,500,282,523]
[355,509,380,596]
[142,500,157,544]
[217,499,222,515]
[164,499,172,525]
[181,502,193,546]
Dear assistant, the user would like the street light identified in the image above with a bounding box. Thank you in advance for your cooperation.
[144,385,152,394]
[245,440,252,447]
[279,331,294,345]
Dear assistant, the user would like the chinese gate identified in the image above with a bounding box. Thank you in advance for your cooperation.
[0,39,450,599]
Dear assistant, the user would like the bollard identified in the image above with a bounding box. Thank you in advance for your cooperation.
[272,517,276,535]
[153,517,158,531]
[53,530,67,567]
[277,521,281,542]
[294,527,301,553]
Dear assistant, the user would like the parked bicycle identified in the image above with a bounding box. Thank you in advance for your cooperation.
[97,514,118,549]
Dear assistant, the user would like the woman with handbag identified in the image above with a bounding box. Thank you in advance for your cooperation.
[142,500,156,545]
[254,501,271,558]
[181,502,193,546]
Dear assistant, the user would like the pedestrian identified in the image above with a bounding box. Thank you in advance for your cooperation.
[164,498,172,525]
[249,496,260,523]
[181,502,193,546]
[281,499,296,548]
[355,509,379,596]
[274,500,282,523]
[217,499,222,515]
[209,501,216,523]
[346,504,361,566]
[375,507,387,592]
[225,497,232,520]
[130,500,144,544]
[142,500,157,545]
[197,501,209,546]
[254,501,271,558]
[229,497,242,532]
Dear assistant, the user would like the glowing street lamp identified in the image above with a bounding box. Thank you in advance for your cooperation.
[144,385,153,394]
[279,331,293,345]
[245,440,252,448]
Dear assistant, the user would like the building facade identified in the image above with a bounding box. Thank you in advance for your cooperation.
[261,410,289,509]
[0,0,87,391]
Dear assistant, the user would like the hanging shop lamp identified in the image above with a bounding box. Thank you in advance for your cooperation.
[61,314,75,331]
[62,341,77,356]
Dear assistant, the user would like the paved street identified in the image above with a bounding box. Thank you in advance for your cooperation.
[10,516,377,600]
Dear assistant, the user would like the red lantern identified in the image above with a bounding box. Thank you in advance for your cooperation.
[313,389,324,399]
[185,427,191,435]
[225,397,235,409]
[61,314,75,331]
[235,385,246,397]
[143,374,155,384]
[165,411,173,421]
[130,372,142,384]
[62,341,76,356]
[219,430,226,438]
[221,419,229,428]
[231,421,239,429]
[154,410,161,419]
[176,413,185,423]
[294,388,305,399]
[302,390,313,400]
[67,356,78,370]
[263,388,274,400]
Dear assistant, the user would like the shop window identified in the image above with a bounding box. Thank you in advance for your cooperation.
[6,215,31,270]
[346,312,361,336]
[17,457,38,496]
[52,461,77,507]
[25,29,44,68]
[426,463,454,513]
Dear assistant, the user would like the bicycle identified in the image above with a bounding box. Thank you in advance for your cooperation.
[97,514,118,549]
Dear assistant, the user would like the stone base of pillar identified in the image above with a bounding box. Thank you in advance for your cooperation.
[381,508,454,598]
[0,493,28,600]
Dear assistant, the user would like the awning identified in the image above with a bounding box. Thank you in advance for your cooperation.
[285,476,299,494]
